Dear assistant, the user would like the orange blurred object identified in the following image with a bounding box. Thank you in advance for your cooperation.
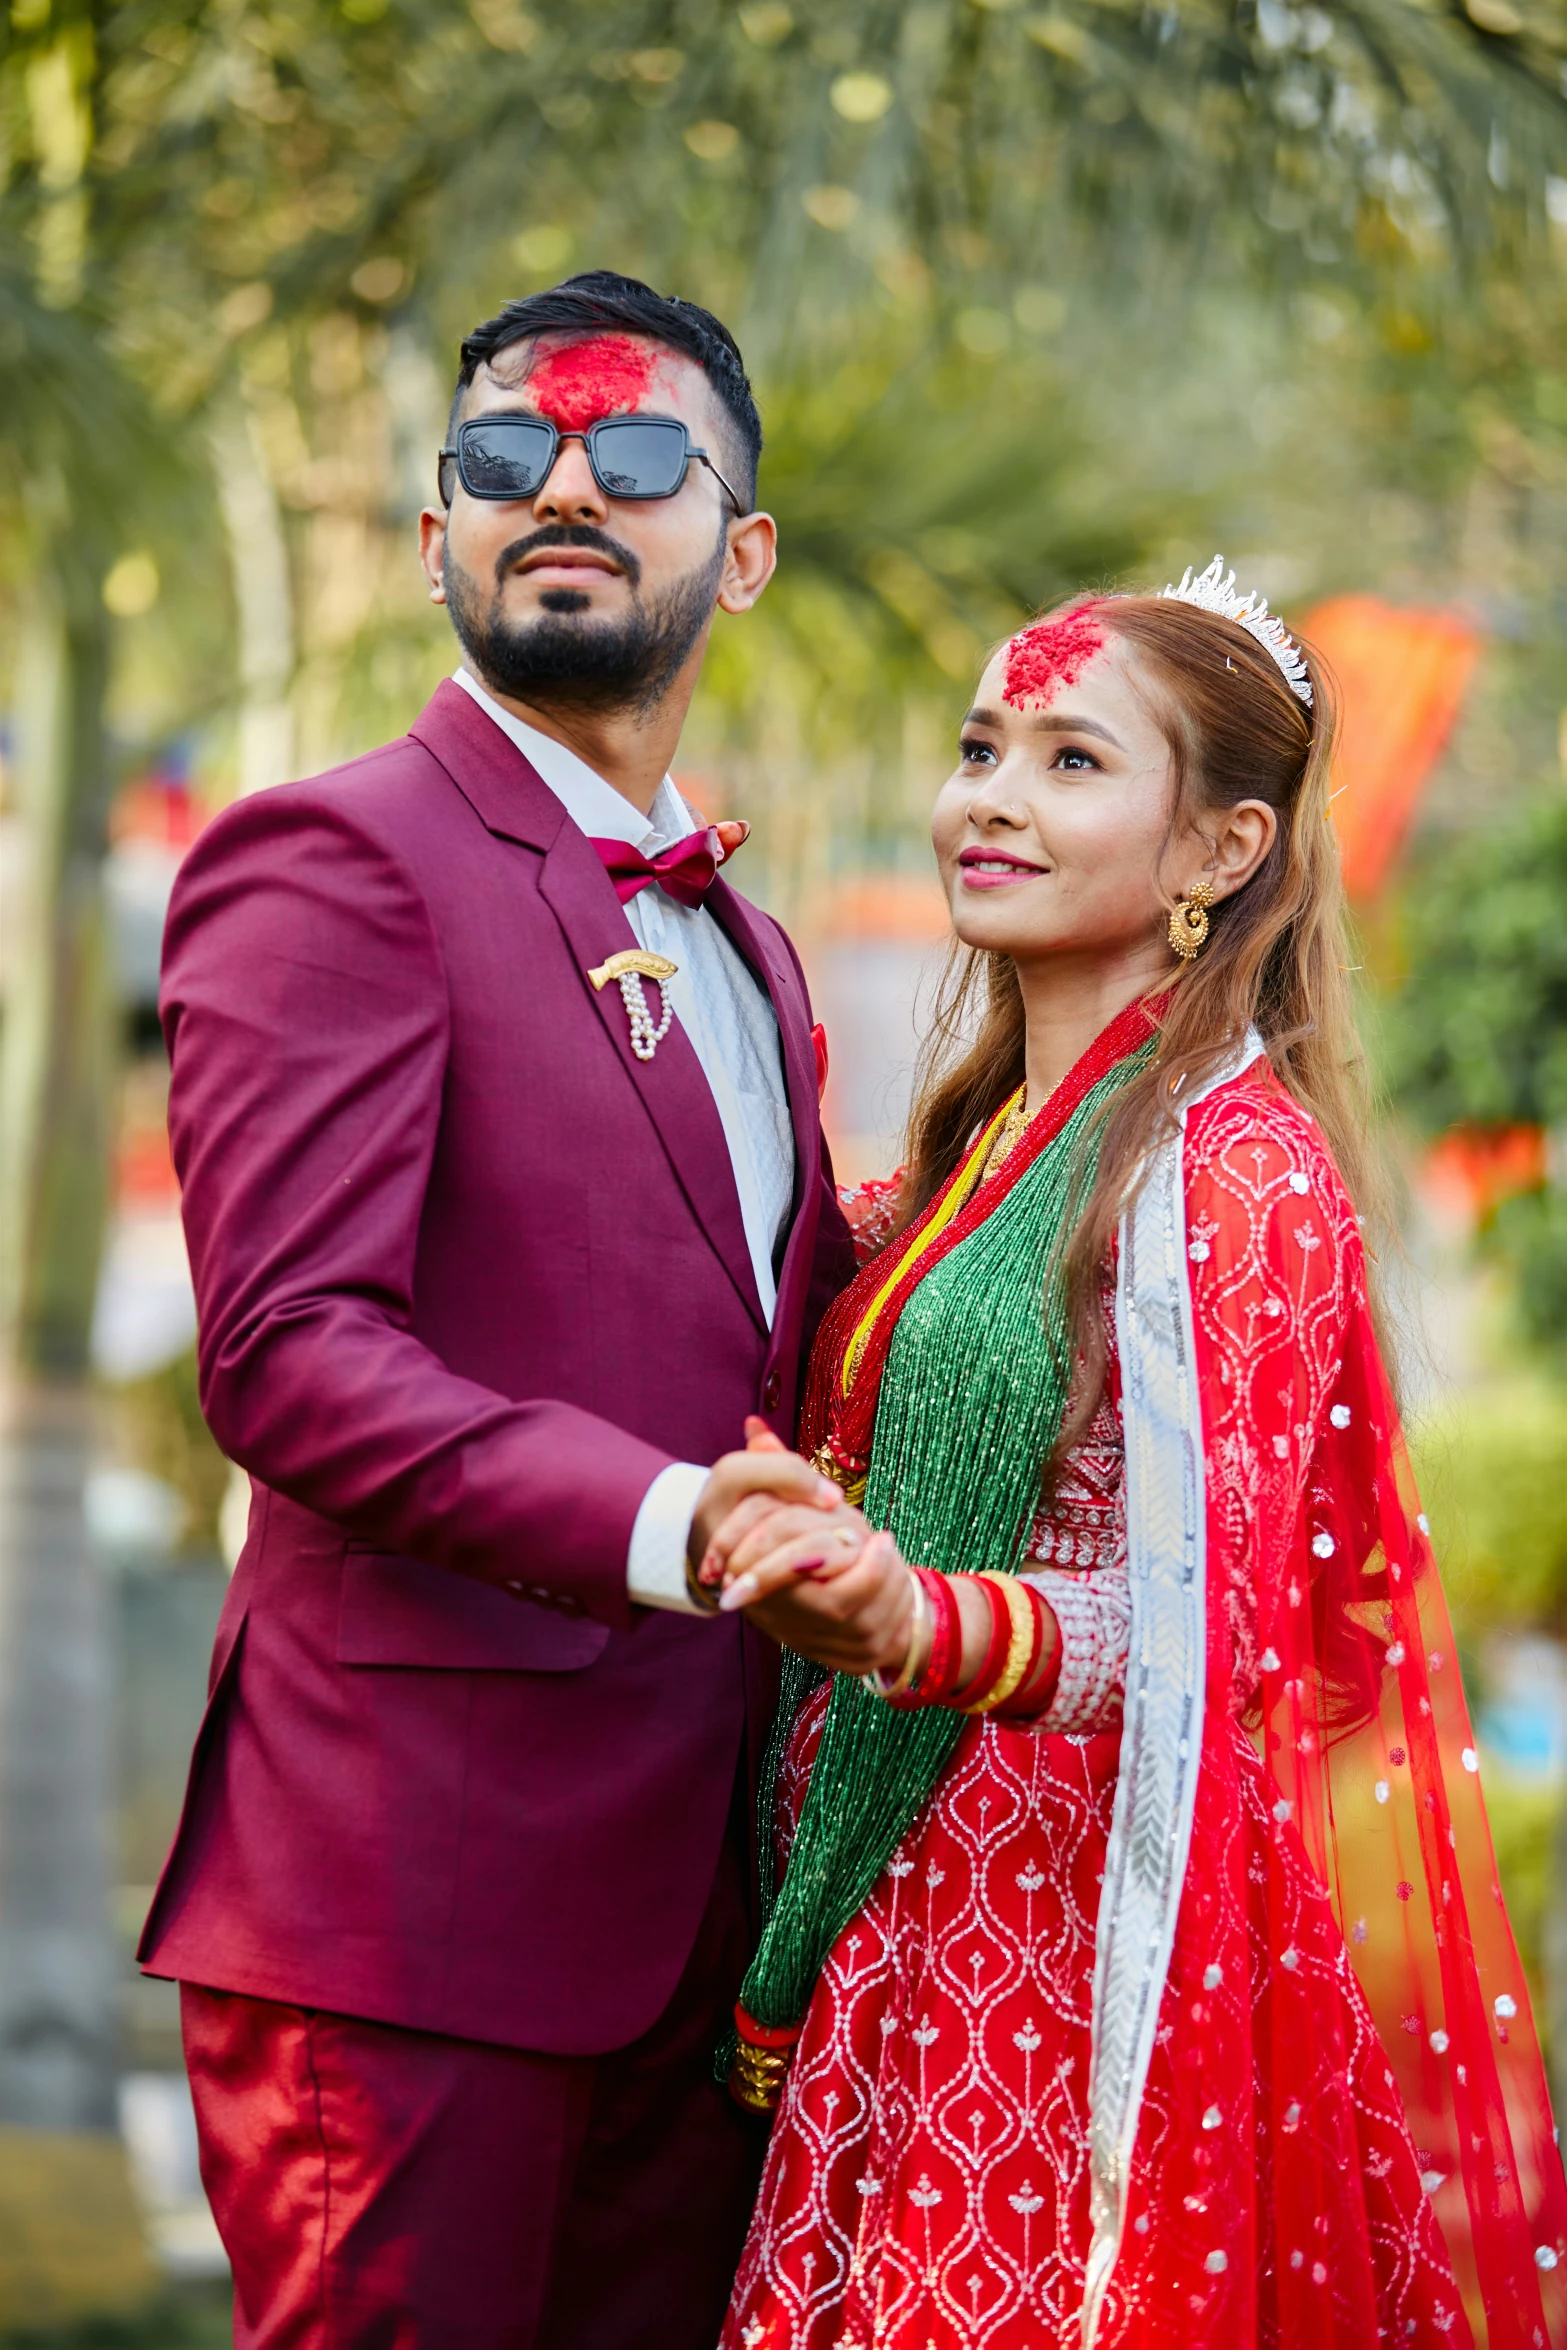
[809,876,951,943]
[110,774,206,851]
[1299,596,1483,900]
[115,1125,179,1208]
[1421,1124,1545,1229]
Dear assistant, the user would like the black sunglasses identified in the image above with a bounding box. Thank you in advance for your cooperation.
[438,413,743,513]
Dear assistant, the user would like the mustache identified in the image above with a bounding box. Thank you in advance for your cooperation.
[495,523,642,593]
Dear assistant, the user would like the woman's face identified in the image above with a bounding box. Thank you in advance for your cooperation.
[932,624,1193,975]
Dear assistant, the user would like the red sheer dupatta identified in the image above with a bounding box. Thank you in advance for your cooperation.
[1102,1060,1565,2347]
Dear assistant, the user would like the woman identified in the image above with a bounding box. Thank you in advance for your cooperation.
[703,564,1566,2348]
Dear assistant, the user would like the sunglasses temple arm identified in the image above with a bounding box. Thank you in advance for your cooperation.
[700,452,745,514]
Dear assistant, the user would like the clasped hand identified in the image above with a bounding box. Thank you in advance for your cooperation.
[687,1420,915,1677]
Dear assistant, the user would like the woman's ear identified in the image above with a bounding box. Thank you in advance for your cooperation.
[1205,799,1277,899]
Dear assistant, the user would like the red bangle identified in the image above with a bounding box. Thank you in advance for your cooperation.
[990,1585,1060,1719]
[919,1570,964,1699]
[948,1573,1012,1709]
[882,1568,961,1709]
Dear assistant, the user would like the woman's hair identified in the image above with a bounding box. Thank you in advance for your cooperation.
[899,591,1388,1476]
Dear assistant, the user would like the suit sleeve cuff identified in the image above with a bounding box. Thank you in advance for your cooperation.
[627,1462,712,1613]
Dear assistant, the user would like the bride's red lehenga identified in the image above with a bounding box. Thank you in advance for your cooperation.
[724,1059,1566,2350]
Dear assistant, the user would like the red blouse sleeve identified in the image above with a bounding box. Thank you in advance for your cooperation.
[836,1173,906,1267]
[1182,1066,1364,1708]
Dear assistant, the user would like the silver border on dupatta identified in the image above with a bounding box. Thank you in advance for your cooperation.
[1080,1033,1265,2349]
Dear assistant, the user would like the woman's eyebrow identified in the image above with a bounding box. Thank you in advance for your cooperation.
[1027,710,1126,749]
[961,706,1003,729]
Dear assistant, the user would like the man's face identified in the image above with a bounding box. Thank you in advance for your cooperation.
[420,331,768,715]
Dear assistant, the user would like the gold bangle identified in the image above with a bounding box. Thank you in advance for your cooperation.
[962,1573,1036,1714]
[864,1566,931,1700]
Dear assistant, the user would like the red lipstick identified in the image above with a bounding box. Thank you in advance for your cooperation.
[957,846,1049,890]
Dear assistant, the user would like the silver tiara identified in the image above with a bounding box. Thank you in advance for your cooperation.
[1158,555,1313,708]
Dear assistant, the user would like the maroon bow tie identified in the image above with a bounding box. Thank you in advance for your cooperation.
[589,821,749,910]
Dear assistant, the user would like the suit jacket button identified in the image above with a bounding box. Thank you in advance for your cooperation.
[762,1369,782,1412]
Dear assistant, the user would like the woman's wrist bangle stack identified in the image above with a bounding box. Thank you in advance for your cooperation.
[987,1583,1057,1718]
[949,1573,1012,1709]
[864,1567,1051,1717]
[959,1573,1041,1714]
[879,1568,964,1708]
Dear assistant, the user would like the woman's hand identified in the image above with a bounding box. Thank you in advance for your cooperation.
[714,1498,872,1606]
[734,1527,920,1679]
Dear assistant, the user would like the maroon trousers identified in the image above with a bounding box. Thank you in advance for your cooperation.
[183,1829,762,2350]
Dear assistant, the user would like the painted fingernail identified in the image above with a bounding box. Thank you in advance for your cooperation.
[719,1574,758,1613]
[816,1481,840,1506]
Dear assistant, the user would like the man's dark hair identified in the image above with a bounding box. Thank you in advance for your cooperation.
[452,271,762,507]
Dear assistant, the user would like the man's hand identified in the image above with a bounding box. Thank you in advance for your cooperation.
[686,1432,842,1589]
[739,1530,916,1678]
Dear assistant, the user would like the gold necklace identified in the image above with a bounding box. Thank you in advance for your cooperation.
[980,1089,1029,1184]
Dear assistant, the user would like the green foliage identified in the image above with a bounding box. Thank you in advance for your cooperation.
[1489,1187,1567,1359]
[1409,1380,1567,1635]
[1386,793,1567,1132]
[1385,797,1567,1361]
[73,0,1567,372]
[1479,1770,1560,2024]
[0,2283,231,2350]
[102,1352,230,1558]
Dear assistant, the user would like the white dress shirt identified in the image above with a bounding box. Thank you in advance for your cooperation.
[454,669,796,1612]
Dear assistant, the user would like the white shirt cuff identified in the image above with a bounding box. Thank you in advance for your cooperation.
[627,1461,711,1613]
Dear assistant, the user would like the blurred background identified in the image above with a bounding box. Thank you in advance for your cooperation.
[1,0,1567,2335]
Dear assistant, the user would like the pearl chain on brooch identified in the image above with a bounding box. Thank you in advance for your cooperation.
[1159,555,1314,708]
[585,947,679,1062]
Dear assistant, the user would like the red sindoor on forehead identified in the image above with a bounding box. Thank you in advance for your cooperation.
[1003,604,1105,707]
[524,335,659,433]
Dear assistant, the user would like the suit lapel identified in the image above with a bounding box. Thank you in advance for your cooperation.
[537,842,767,1333]
[704,878,823,1356]
[411,682,767,1336]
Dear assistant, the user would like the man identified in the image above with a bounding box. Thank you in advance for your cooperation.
[141,272,857,2349]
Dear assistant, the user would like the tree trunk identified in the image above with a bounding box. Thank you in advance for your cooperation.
[211,402,295,797]
[0,554,119,2135]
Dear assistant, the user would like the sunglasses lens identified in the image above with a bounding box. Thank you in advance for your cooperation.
[459,419,556,499]
[590,419,689,498]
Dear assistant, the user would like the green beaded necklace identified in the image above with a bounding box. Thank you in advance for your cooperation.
[737,1044,1153,2036]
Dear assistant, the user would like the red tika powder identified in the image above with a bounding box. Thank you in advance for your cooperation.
[525,335,658,433]
[1003,604,1105,707]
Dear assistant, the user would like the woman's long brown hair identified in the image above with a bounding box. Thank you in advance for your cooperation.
[897,591,1388,1480]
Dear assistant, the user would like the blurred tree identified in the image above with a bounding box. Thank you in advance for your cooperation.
[0,16,183,2300]
[65,0,1567,885]
[1412,1380,1567,1635]
[1386,794,1567,1357]
[0,256,152,2147]
[1387,796,1567,1136]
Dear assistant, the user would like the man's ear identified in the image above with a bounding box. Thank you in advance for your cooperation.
[419,506,448,606]
[717,510,777,615]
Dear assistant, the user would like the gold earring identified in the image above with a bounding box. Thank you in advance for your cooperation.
[1168,880,1215,962]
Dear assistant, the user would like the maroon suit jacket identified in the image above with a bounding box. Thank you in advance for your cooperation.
[138,680,856,2054]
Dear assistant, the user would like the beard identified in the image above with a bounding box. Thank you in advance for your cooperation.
[442,521,726,718]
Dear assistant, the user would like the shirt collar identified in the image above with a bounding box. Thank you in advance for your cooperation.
[451,668,693,851]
